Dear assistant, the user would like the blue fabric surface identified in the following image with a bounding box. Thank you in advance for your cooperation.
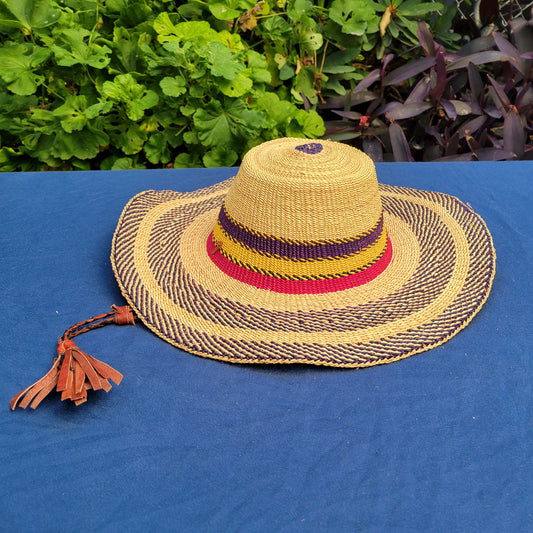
[1,162,532,532]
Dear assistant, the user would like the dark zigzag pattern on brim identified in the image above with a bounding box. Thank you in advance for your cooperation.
[111,184,495,367]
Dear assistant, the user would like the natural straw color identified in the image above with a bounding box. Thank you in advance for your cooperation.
[111,138,496,367]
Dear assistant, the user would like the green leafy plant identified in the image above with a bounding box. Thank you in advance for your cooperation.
[164,1,460,106]
[0,0,462,171]
[0,0,325,171]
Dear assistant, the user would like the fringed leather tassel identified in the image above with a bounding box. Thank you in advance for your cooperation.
[10,305,135,410]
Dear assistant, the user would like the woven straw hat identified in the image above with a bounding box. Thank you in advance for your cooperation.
[111,137,496,367]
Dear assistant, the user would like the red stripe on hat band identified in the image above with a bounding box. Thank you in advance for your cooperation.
[207,234,393,294]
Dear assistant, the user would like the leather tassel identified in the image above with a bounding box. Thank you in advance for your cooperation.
[10,305,135,410]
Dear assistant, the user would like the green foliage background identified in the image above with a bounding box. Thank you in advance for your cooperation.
[0,0,454,171]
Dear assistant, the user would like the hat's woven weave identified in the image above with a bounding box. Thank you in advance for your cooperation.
[111,138,495,367]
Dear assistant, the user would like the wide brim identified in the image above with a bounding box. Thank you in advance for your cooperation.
[111,178,496,367]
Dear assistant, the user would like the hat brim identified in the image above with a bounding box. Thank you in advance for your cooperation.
[111,178,495,367]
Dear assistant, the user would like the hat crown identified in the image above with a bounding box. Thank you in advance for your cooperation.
[224,137,383,241]
[209,138,392,293]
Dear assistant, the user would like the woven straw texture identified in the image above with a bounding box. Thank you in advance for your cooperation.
[111,138,495,367]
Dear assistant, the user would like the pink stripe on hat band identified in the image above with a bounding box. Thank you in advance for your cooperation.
[207,234,393,294]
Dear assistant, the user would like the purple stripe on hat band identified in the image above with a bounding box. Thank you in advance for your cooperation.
[217,204,385,260]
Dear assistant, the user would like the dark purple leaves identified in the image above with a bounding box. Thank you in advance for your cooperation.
[416,21,435,57]
[405,77,431,104]
[350,90,379,106]
[516,85,533,111]
[440,99,472,120]
[450,100,473,115]
[322,19,530,162]
[429,48,447,102]
[441,99,457,120]
[389,122,413,162]
[467,62,483,101]
[362,138,383,162]
[352,69,381,94]
[383,56,436,86]
[456,36,494,55]
[445,132,460,156]
[503,106,525,158]
[493,32,527,76]
[385,102,432,120]
[447,50,509,71]
[457,116,487,139]
[332,110,361,120]
[381,54,395,76]
[487,75,511,108]
[473,148,514,161]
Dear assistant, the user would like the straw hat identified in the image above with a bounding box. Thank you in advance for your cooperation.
[111,137,496,367]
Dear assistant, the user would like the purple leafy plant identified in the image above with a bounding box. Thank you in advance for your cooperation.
[322,19,533,161]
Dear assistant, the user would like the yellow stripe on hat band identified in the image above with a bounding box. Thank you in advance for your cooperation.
[212,220,389,279]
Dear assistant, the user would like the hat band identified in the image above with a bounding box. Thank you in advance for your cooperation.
[207,233,392,294]
[207,204,392,294]
[216,203,386,259]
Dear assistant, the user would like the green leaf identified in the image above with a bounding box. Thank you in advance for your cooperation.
[180,104,196,117]
[204,42,244,80]
[329,0,380,36]
[325,77,348,95]
[160,76,187,97]
[116,124,147,155]
[0,0,61,32]
[175,20,220,43]
[0,43,50,95]
[102,74,158,121]
[52,95,88,133]
[287,0,314,23]
[117,0,153,27]
[174,151,202,168]
[51,127,109,160]
[286,109,325,138]
[154,15,219,46]
[218,73,253,97]
[398,1,444,17]
[321,64,356,74]
[144,132,170,164]
[202,145,238,167]
[183,130,198,144]
[23,132,59,166]
[259,15,292,43]
[51,29,111,69]
[112,26,151,73]
[110,157,145,170]
[209,3,242,20]
[127,91,158,121]
[300,31,323,52]
[294,66,316,100]
[279,62,295,80]
[85,101,113,119]
[177,2,203,18]
[193,99,267,148]
[152,12,178,38]
[246,50,271,83]
[253,91,293,129]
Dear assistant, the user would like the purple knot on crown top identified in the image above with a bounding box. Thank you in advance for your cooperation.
[295,142,323,155]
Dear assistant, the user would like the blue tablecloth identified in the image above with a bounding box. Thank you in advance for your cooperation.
[1,162,532,532]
